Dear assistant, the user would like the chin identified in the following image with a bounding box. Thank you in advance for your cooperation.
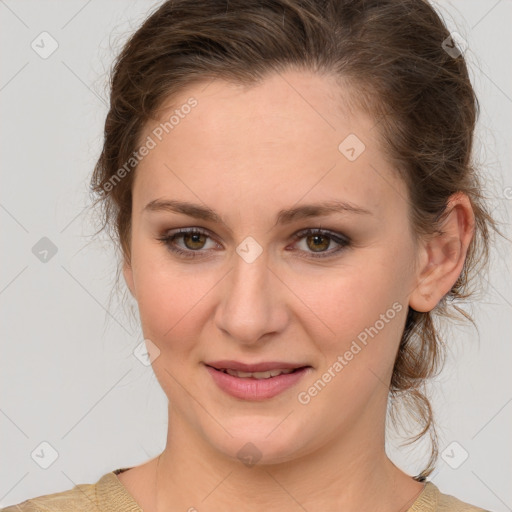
[202,415,311,467]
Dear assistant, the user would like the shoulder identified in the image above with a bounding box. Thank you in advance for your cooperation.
[411,481,492,512]
[437,490,491,512]
[0,482,97,512]
[0,469,136,512]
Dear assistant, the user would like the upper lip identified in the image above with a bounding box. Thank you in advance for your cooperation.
[205,360,309,372]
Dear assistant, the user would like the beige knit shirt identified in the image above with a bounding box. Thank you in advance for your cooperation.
[0,467,491,511]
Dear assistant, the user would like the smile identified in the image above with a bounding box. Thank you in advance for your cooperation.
[204,362,311,400]
[218,368,296,379]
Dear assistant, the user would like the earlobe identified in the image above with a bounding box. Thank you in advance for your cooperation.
[409,192,475,313]
[123,260,136,299]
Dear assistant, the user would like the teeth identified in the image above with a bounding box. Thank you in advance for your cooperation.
[222,368,296,379]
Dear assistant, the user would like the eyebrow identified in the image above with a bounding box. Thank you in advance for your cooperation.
[143,199,372,229]
[142,199,373,232]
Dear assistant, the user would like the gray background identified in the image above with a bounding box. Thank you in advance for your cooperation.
[1,1,511,510]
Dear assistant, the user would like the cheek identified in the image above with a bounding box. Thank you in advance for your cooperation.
[298,267,407,413]
[133,256,217,354]
[301,262,402,343]
[297,253,410,390]
[131,228,413,361]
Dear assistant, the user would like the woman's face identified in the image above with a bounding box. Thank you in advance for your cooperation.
[124,69,423,464]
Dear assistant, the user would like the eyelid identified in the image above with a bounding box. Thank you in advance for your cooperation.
[158,226,351,259]
[291,227,350,244]
[164,226,221,249]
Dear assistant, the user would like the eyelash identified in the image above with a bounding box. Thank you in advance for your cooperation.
[157,227,351,260]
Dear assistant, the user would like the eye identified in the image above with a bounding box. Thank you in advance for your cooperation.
[157,227,351,260]
[289,228,351,259]
[157,227,218,259]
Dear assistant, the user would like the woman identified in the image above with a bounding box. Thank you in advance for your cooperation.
[2,0,498,510]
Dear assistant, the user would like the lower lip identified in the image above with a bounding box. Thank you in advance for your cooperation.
[205,365,310,400]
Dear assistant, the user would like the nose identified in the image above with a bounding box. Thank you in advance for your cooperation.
[214,249,288,347]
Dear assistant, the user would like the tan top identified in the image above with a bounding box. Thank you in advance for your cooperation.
[0,467,491,512]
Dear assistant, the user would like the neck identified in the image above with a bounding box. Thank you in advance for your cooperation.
[147,404,425,512]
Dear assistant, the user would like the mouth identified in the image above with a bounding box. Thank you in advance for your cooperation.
[214,367,301,379]
[204,360,312,400]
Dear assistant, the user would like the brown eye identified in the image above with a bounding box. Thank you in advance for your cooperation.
[305,233,331,252]
[182,232,208,250]
[157,227,351,260]
[291,228,351,259]
[157,228,218,259]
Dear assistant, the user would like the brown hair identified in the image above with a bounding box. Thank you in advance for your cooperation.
[90,0,499,480]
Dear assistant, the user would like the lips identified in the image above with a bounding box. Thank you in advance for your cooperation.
[220,368,296,379]
[205,360,308,373]
[204,362,311,400]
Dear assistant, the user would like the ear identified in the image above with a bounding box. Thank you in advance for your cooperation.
[409,192,475,313]
[123,259,136,299]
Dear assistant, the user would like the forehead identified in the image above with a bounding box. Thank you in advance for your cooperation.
[147,70,365,156]
[134,70,407,219]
